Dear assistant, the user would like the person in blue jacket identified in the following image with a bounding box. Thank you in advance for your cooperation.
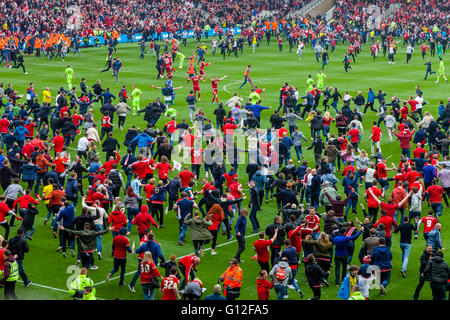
[337,265,360,299]
[20,158,40,192]
[65,171,79,206]
[13,121,30,148]
[245,104,271,125]
[332,227,362,286]
[130,129,154,155]
[370,237,393,295]
[129,233,166,292]
[364,87,376,114]
[55,200,76,258]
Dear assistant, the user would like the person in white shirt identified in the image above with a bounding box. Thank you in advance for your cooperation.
[414,93,424,120]
[86,122,100,144]
[77,133,90,160]
[297,42,304,59]
[406,44,414,63]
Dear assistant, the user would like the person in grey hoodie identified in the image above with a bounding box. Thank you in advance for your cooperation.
[291,126,308,162]
[269,257,292,300]
[319,181,337,211]
[285,108,302,135]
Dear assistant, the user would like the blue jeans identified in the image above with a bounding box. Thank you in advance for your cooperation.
[345,195,358,217]
[431,203,443,221]
[274,284,287,300]
[17,258,29,285]
[130,259,142,288]
[127,208,139,232]
[385,236,392,249]
[95,224,104,254]
[294,146,303,161]
[380,270,391,289]
[142,283,155,300]
[400,243,411,272]
[289,268,300,291]
[178,222,188,242]
[312,232,320,240]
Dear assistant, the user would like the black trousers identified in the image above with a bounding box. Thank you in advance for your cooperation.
[151,203,164,225]
[309,285,321,300]
[270,246,281,267]
[234,235,246,261]
[4,281,17,300]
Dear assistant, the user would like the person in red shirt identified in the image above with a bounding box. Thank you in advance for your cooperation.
[177,254,200,290]
[132,204,159,240]
[417,210,439,240]
[376,158,397,191]
[100,112,113,141]
[413,144,427,158]
[190,145,204,179]
[152,156,173,182]
[24,118,35,138]
[364,181,384,222]
[222,169,237,189]
[209,75,227,104]
[160,265,180,300]
[389,180,408,222]
[222,121,238,136]
[348,123,360,150]
[370,122,382,155]
[190,75,201,100]
[253,228,278,272]
[256,269,274,300]
[98,151,121,176]
[105,227,132,286]
[0,115,10,136]
[373,210,398,248]
[130,155,151,180]
[303,208,321,239]
[179,167,196,189]
[12,189,39,216]
[424,179,444,219]
[0,195,22,239]
[164,117,177,146]
[51,131,65,157]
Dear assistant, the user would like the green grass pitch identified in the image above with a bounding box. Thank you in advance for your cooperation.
[1,37,448,300]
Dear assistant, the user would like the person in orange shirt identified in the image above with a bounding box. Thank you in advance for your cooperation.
[34,38,42,57]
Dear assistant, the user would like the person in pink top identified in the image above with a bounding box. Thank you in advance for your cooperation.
[393,129,415,158]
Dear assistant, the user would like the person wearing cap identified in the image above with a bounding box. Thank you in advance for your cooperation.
[358,256,373,299]
[105,227,133,286]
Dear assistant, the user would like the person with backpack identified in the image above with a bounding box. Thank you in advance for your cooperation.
[280,239,304,298]
[269,256,292,300]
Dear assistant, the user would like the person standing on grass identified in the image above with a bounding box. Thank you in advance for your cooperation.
[413,244,434,300]
[305,254,329,300]
[332,226,362,286]
[393,216,416,278]
[233,208,248,263]
[8,228,31,288]
[105,227,133,286]
[280,239,304,298]
[1,249,19,300]
[139,251,163,300]
[174,191,198,246]
[269,256,291,300]
[423,250,450,300]
[69,267,95,300]
[183,210,213,257]
[178,255,200,291]
[130,232,166,293]
[218,258,243,300]
[253,227,279,272]
[160,265,181,300]
[370,237,392,296]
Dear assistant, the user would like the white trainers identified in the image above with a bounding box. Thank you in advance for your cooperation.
[211,250,217,255]
[105,273,112,282]
[128,284,136,292]
[287,284,295,290]
[90,266,98,270]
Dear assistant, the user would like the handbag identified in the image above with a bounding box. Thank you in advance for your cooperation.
[149,276,160,290]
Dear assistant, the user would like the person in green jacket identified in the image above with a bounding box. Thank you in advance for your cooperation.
[1,250,19,300]
[69,267,95,300]
[348,285,366,300]
[183,210,213,257]
[59,222,109,269]
[435,57,448,83]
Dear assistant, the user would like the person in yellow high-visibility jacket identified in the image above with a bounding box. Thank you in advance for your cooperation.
[218,258,243,300]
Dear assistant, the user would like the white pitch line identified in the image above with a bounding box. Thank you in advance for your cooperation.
[16,280,105,300]
[94,232,259,286]
[222,80,242,95]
